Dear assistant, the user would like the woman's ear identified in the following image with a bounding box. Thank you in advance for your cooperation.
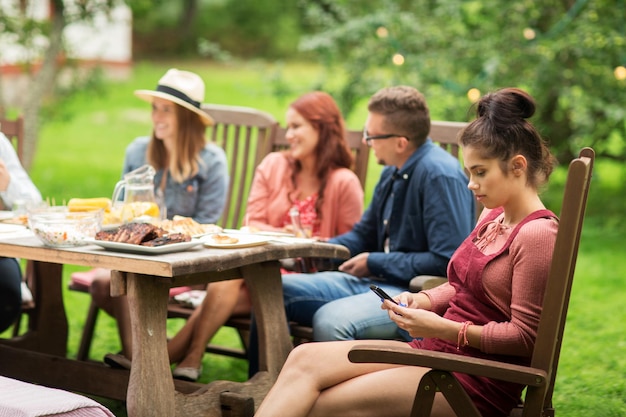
[511,154,527,175]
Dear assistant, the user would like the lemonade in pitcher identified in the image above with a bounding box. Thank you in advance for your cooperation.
[116,201,160,222]
[112,165,162,222]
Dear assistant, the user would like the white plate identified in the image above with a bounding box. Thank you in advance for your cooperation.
[203,234,271,249]
[0,223,26,233]
[0,211,15,221]
[101,223,123,231]
[86,238,203,255]
[223,228,294,237]
[266,236,316,244]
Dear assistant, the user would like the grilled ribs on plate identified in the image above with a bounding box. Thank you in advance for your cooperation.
[141,233,190,247]
[95,223,190,246]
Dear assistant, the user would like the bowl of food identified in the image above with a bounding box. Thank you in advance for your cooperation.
[28,206,103,247]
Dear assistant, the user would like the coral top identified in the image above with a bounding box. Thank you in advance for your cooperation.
[245,152,364,238]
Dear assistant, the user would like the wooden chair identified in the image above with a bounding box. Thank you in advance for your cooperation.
[70,103,279,361]
[428,121,467,158]
[348,147,595,417]
[202,103,279,229]
[0,115,25,161]
[0,115,36,337]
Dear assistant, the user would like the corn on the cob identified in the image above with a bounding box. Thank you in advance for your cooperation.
[68,197,112,212]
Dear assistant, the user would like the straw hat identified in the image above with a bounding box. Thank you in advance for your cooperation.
[134,68,214,126]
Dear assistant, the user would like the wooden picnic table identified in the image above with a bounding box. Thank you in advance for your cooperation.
[0,232,349,416]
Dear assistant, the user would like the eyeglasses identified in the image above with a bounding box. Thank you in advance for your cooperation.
[363,128,405,146]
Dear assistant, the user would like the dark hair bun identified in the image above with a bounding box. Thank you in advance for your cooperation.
[477,87,536,124]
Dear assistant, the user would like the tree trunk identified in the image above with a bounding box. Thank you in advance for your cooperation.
[178,0,198,51]
[21,0,66,170]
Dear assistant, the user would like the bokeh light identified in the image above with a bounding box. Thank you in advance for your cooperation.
[615,66,626,80]
[392,53,405,66]
[467,88,481,102]
[523,28,536,40]
[376,27,388,38]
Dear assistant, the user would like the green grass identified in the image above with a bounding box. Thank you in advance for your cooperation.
[3,59,626,416]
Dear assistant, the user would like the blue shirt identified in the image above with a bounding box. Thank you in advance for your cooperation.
[122,136,229,224]
[329,139,475,286]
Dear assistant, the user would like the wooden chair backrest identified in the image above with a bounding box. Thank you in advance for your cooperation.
[528,147,594,414]
[270,126,370,189]
[201,103,278,229]
[428,120,467,159]
[0,115,25,161]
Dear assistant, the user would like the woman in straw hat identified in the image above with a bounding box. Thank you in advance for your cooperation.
[81,68,229,364]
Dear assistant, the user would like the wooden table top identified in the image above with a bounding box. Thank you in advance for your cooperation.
[0,234,350,278]
[0,231,351,416]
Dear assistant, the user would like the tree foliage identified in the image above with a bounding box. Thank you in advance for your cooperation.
[299,0,626,161]
[0,0,121,168]
[127,0,302,58]
[2,0,623,165]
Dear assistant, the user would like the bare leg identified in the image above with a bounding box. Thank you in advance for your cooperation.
[167,279,251,369]
[90,275,133,358]
[89,273,114,317]
[167,309,197,364]
[113,295,132,358]
[309,362,454,417]
[255,340,454,417]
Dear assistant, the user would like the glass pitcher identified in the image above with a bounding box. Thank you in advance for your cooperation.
[111,164,161,222]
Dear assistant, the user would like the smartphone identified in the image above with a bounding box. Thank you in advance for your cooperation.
[369,284,398,305]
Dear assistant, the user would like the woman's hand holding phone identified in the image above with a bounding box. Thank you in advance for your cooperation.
[369,285,407,315]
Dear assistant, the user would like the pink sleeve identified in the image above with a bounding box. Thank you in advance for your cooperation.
[421,282,456,314]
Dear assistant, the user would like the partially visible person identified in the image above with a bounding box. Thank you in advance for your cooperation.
[281,85,475,343]
[255,87,558,417]
[85,69,229,362]
[0,131,42,332]
[166,91,364,381]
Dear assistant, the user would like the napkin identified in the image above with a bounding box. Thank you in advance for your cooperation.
[0,376,115,417]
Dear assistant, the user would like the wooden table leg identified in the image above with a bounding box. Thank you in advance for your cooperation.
[242,261,293,378]
[0,261,67,356]
[124,272,175,417]
[160,261,293,417]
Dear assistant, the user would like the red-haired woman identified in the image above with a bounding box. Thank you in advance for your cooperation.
[167,91,364,381]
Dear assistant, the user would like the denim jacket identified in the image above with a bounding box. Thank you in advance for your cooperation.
[122,136,229,224]
[329,139,474,286]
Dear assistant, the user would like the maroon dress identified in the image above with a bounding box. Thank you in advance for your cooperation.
[409,207,556,417]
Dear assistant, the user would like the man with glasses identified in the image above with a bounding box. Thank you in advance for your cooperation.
[248,86,473,372]
[276,85,475,343]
